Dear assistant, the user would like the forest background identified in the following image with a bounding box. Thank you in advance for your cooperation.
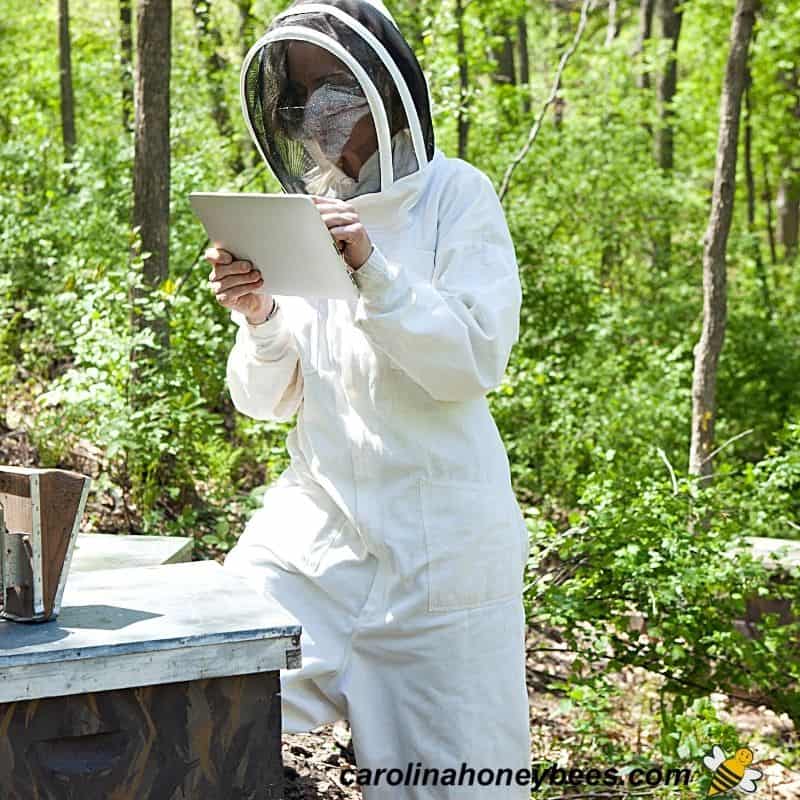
[1,0,799,796]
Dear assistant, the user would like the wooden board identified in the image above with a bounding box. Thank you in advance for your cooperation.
[69,532,193,572]
[744,536,800,572]
[39,470,89,617]
[0,671,284,799]
[0,560,301,703]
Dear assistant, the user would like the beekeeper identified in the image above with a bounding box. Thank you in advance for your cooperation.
[212,0,531,796]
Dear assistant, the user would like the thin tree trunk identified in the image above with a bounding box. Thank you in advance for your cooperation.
[401,0,425,52]
[762,151,778,265]
[689,0,759,482]
[235,0,261,169]
[192,0,243,174]
[634,0,655,90]
[776,66,800,263]
[517,14,531,115]
[606,0,619,46]
[499,0,593,203]
[744,80,756,230]
[235,0,252,58]
[491,28,516,86]
[777,174,800,262]
[455,0,469,160]
[58,0,76,163]
[131,0,171,365]
[654,0,682,170]
[744,64,773,317]
[653,0,683,271]
[120,0,134,132]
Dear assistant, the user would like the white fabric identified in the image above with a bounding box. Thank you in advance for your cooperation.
[223,146,531,797]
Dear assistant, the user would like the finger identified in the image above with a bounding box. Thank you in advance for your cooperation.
[216,277,264,304]
[312,202,343,216]
[205,247,232,264]
[329,223,365,243]
[211,269,262,294]
[311,196,355,214]
[214,259,253,280]
[318,211,359,228]
[319,204,357,217]
[220,270,263,292]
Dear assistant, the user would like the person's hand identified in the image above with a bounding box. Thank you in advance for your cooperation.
[310,195,373,271]
[206,247,273,325]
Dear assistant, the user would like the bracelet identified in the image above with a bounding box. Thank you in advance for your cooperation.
[250,297,278,327]
[264,297,279,322]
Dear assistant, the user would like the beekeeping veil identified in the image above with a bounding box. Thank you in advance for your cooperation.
[241,0,435,201]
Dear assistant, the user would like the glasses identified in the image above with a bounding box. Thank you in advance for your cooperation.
[277,77,366,128]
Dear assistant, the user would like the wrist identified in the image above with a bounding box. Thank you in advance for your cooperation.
[246,297,276,326]
[350,244,375,273]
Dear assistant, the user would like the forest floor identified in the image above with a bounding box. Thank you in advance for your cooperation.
[1,419,798,799]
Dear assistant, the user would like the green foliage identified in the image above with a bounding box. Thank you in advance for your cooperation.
[732,420,800,538]
[524,469,800,733]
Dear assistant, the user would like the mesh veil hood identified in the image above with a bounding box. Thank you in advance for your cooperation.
[240,0,435,200]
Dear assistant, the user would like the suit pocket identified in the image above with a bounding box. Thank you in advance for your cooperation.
[420,478,523,612]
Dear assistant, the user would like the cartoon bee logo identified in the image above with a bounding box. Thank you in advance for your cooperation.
[703,745,763,796]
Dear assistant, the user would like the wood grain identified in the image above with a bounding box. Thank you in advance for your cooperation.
[0,671,284,799]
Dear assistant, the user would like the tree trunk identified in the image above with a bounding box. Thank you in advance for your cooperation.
[234,0,262,169]
[400,0,425,52]
[634,0,655,90]
[762,152,778,265]
[744,63,773,317]
[777,174,800,262]
[235,0,253,58]
[491,27,516,86]
[776,65,800,263]
[455,0,469,160]
[654,0,682,170]
[606,0,619,46]
[131,0,171,364]
[192,0,243,174]
[653,0,683,271]
[58,0,76,163]
[689,0,759,482]
[120,0,134,132]
[517,14,531,115]
[744,79,756,230]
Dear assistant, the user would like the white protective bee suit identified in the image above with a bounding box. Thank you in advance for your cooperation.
[222,1,532,796]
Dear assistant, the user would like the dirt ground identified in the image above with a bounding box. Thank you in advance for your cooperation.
[277,633,799,799]
[2,419,798,799]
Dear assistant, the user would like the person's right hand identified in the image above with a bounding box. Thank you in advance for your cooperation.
[206,247,273,326]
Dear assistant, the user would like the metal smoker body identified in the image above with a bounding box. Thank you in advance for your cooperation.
[0,467,90,623]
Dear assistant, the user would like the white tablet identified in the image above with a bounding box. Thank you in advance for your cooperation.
[189,192,360,301]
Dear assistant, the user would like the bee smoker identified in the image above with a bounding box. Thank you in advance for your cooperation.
[0,466,91,623]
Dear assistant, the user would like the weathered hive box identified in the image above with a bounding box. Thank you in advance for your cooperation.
[0,466,90,622]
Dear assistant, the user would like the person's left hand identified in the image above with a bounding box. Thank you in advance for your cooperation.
[310,195,373,271]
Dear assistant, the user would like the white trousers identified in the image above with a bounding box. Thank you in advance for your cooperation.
[222,479,531,799]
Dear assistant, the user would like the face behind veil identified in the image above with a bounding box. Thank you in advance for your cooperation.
[240,0,435,201]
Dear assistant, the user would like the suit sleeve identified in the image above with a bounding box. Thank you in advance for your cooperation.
[225,304,304,422]
[351,166,522,402]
